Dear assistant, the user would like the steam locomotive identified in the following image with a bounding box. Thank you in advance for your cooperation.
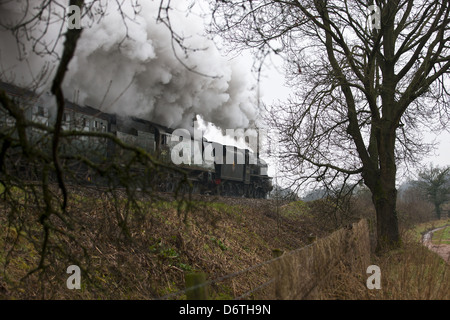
[0,82,272,198]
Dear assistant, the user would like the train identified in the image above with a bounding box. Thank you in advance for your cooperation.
[0,81,273,198]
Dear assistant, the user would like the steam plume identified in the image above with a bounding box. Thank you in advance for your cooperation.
[0,1,260,130]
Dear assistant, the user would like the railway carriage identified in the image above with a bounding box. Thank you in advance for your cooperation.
[0,82,272,198]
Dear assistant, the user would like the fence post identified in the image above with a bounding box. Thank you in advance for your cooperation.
[272,249,284,299]
[185,272,208,300]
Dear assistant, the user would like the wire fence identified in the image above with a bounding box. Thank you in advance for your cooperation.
[157,219,371,300]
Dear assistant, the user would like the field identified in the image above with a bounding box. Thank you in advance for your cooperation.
[432,226,450,245]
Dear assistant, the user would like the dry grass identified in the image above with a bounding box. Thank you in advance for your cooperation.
[320,231,450,300]
[0,187,319,300]
[272,219,371,300]
[1,185,448,300]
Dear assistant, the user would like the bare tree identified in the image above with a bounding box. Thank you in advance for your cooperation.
[414,164,450,220]
[210,0,450,251]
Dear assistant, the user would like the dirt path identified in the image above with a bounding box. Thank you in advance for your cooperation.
[423,227,450,264]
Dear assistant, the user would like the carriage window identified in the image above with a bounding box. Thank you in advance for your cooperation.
[36,106,45,117]
[82,118,90,131]
[61,112,71,130]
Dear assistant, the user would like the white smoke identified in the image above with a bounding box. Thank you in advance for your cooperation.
[0,0,260,130]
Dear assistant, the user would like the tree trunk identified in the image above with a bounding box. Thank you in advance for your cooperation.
[366,124,401,252]
[372,180,400,252]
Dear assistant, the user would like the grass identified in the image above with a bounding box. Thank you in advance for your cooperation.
[373,240,449,299]
[278,200,312,219]
[410,218,450,242]
[321,225,450,300]
[432,226,450,245]
[1,185,448,300]
[0,187,316,299]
